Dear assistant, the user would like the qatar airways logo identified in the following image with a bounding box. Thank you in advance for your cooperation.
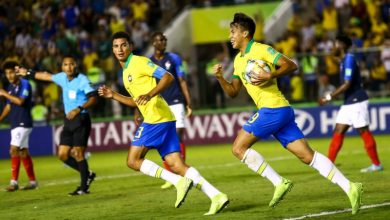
[294,109,315,135]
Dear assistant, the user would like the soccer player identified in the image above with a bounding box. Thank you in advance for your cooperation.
[320,35,383,173]
[0,61,38,191]
[134,31,192,189]
[98,31,228,215]
[15,55,97,196]
[213,13,362,214]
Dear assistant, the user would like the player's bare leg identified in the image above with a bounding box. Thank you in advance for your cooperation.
[287,138,363,214]
[233,129,292,208]
[161,128,186,189]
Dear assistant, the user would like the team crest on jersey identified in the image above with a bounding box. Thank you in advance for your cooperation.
[165,61,171,70]
[127,74,132,82]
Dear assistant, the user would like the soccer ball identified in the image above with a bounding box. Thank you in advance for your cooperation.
[244,59,271,84]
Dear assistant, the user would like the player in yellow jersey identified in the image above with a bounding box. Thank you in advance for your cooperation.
[98,31,228,215]
[213,13,362,214]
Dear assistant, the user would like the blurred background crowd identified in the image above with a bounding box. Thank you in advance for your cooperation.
[0,0,389,125]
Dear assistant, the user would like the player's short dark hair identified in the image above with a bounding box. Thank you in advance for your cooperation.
[112,31,133,45]
[151,31,166,41]
[230,13,256,38]
[3,61,18,71]
[336,34,352,50]
[62,54,77,61]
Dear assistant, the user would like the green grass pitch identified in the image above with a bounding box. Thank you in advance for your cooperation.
[1,135,389,219]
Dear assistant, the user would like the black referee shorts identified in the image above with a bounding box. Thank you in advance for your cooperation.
[60,113,91,147]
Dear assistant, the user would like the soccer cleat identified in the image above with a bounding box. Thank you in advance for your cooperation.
[269,178,293,208]
[348,182,363,215]
[161,181,174,189]
[68,186,90,196]
[204,193,229,215]
[360,164,383,173]
[86,171,96,191]
[174,177,193,208]
[5,184,19,192]
[21,182,38,190]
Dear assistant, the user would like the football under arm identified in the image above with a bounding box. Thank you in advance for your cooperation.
[272,54,298,78]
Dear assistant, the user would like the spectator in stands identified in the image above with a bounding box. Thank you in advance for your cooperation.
[31,96,49,127]
[300,47,319,102]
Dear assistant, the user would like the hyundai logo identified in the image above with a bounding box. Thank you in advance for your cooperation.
[294,109,315,135]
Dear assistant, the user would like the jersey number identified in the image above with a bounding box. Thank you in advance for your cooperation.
[135,126,144,138]
[248,112,259,124]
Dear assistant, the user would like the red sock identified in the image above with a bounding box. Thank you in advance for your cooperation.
[361,131,381,165]
[11,156,21,182]
[22,156,36,181]
[180,142,186,161]
[328,133,344,162]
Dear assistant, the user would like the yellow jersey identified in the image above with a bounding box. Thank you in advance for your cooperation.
[233,39,290,109]
[122,53,175,124]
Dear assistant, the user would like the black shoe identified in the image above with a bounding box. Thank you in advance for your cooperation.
[86,171,96,191]
[68,187,89,196]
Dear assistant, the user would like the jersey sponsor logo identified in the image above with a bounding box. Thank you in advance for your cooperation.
[294,109,315,135]
[127,74,132,82]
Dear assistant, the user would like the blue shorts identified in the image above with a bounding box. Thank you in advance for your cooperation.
[243,106,304,147]
[132,121,180,159]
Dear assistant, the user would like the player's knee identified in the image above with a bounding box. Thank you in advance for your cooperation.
[127,158,140,171]
[9,147,19,156]
[58,152,69,162]
[231,145,246,159]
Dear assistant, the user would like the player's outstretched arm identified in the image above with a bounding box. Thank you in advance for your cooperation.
[213,64,242,98]
[98,85,137,107]
[15,66,53,82]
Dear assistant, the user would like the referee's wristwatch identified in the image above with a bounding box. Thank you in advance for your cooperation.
[325,94,332,101]
[78,106,84,112]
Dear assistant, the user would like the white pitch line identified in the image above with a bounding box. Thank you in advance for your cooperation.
[284,202,390,220]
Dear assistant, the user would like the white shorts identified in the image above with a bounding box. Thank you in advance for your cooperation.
[10,127,32,148]
[169,103,186,128]
[336,100,369,128]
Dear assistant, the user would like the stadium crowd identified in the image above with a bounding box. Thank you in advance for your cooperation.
[0,0,389,122]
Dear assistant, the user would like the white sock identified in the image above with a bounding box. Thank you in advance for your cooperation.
[185,167,220,198]
[10,180,18,185]
[140,159,181,185]
[310,151,350,193]
[241,149,282,186]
